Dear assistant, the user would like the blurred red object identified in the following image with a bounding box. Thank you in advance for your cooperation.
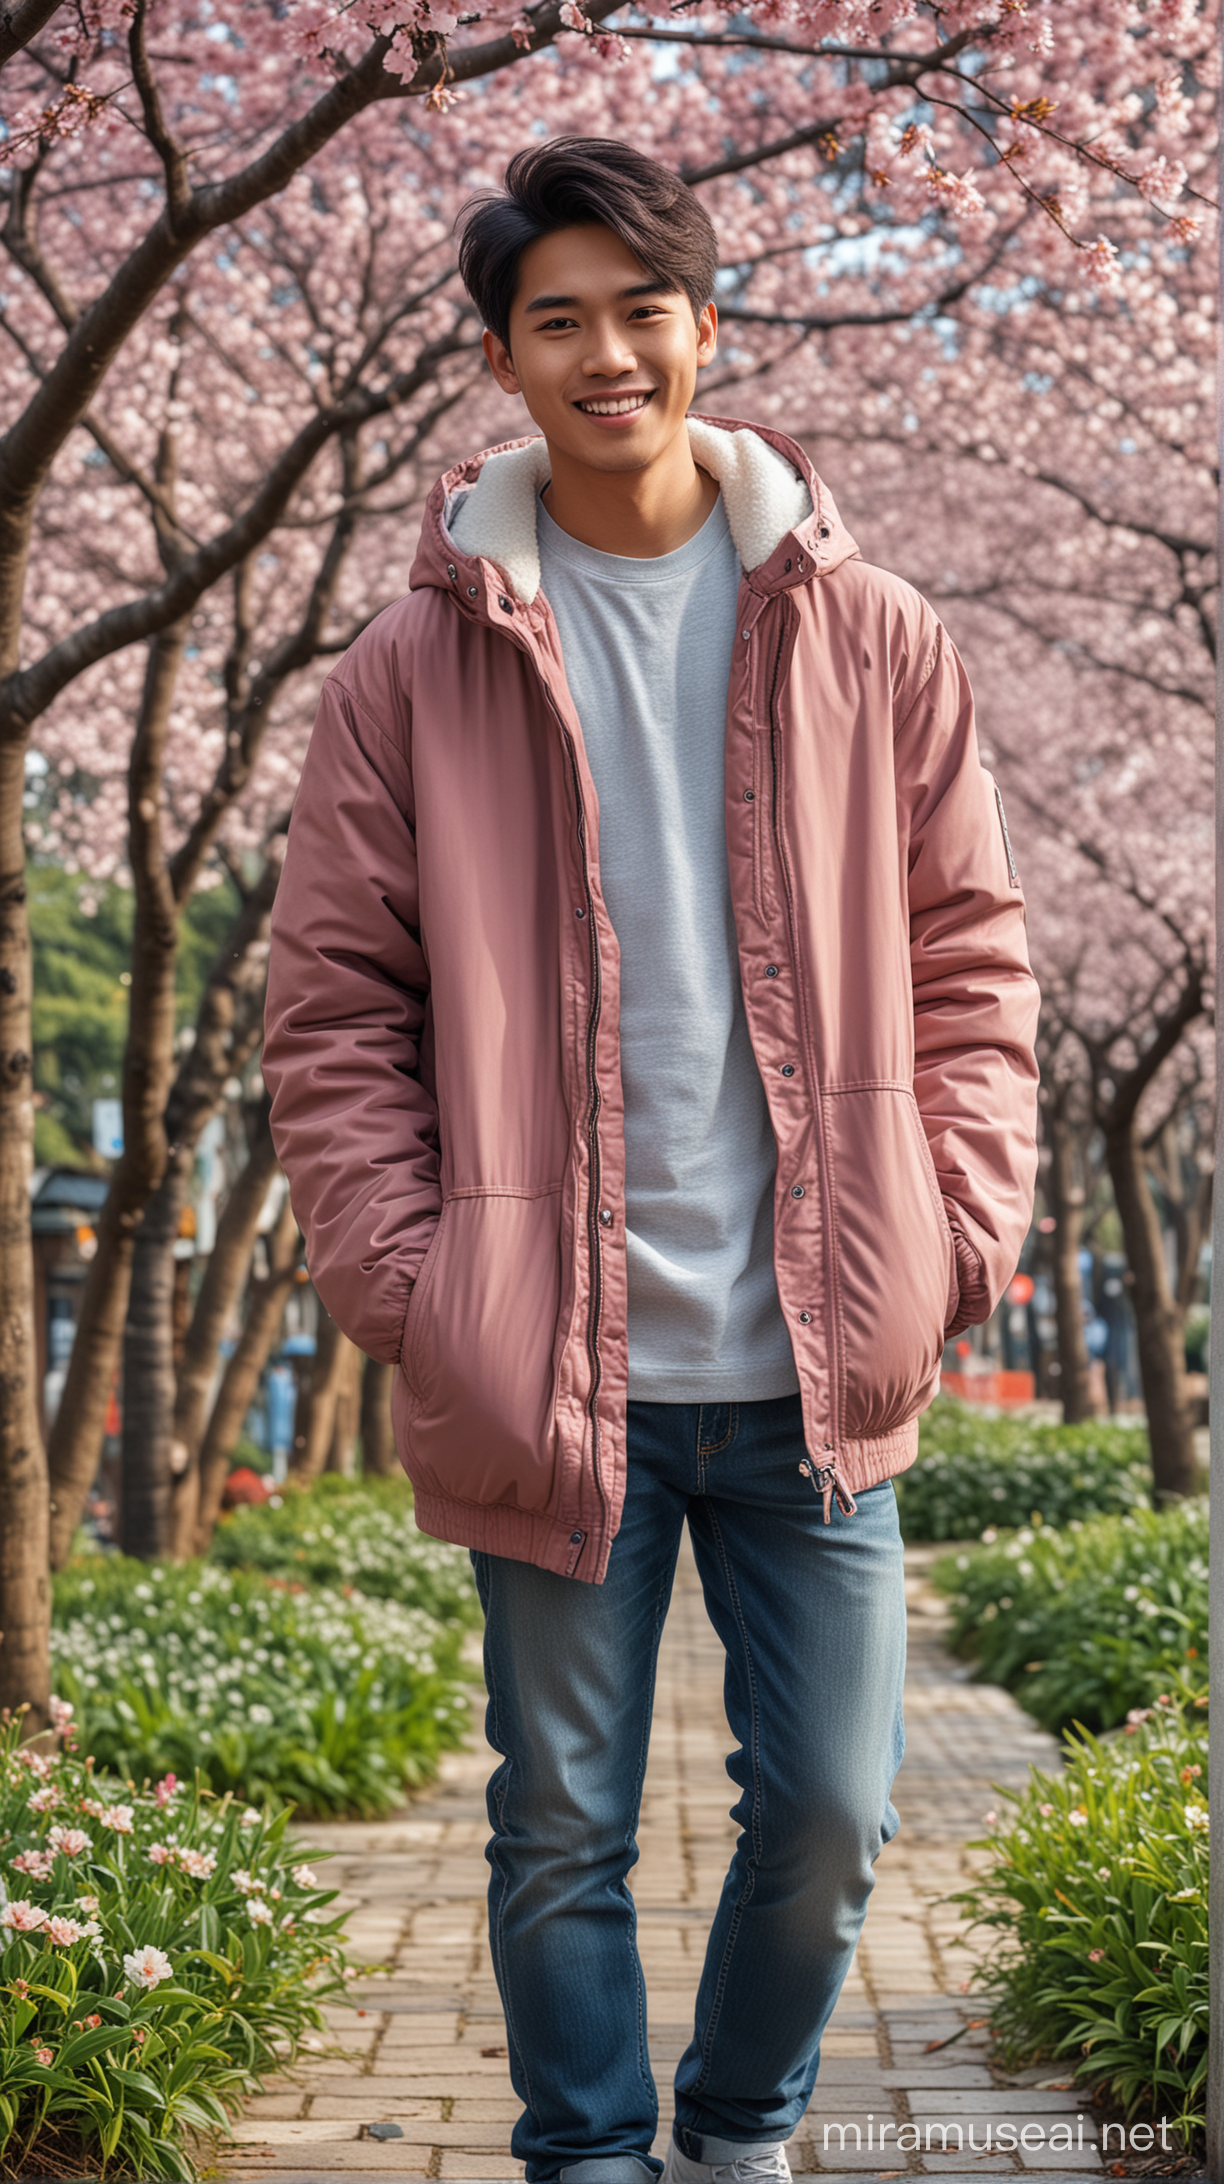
[940,1370,1035,1407]
[222,1466,274,1508]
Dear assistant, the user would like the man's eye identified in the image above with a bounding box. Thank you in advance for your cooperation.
[539,318,575,331]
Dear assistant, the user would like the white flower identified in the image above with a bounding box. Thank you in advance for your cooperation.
[246,1898,274,1925]
[99,1804,134,1833]
[1,1899,48,1931]
[11,1849,55,1880]
[74,1895,100,1916]
[146,1843,175,1867]
[27,1786,60,1814]
[239,1808,262,1829]
[1068,1808,1089,1826]
[1184,1803,1209,1834]
[46,1916,86,1946]
[123,1945,173,1989]
[48,1826,90,1857]
[178,1849,217,1879]
[292,1864,318,1888]
[48,1696,74,1732]
[231,1868,263,1895]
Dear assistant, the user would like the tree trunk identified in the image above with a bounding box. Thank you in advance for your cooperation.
[325,1340,363,1476]
[193,1191,300,1551]
[0,741,48,1724]
[170,1104,280,1558]
[360,1357,398,1477]
[1046,1100,1095,1423]
[1104,1117,1198,1502]
[289,1303,355,1485]
[119,1168,182,1559]
[46,622,186,1568]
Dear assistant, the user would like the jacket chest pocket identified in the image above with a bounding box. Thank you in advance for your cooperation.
[751,727,783,926]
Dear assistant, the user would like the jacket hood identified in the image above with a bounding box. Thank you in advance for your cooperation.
[410,414,859,609]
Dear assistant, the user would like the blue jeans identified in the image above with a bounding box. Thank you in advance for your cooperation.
[471,1393,907,2184]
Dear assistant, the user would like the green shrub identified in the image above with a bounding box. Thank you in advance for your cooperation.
[931,1499,1208,1736]
[210,1473,480,1625]
[948,1694,1208,2154]
[0,1706,351,2180]
[895,1399,1152,1542]
[52,1557,474,1819]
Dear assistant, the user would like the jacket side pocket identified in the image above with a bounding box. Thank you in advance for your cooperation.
[399,1200,451,1400]
[905,1093,960,1334]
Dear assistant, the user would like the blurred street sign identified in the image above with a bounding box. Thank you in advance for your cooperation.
[91,1097,123,1158]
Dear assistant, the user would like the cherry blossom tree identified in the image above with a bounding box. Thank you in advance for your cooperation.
[0,0,1214,1713]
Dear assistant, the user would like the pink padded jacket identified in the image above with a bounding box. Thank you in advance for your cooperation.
[263,415,1040,1581]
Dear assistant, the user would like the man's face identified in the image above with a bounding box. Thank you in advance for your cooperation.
[482,222,717,472]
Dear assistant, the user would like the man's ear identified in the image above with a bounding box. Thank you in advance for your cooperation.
[483,327,522,396]
[696,301,718,369]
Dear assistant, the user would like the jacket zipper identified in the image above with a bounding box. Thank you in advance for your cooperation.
[542,682,608,1548]
[766,605,856,1526]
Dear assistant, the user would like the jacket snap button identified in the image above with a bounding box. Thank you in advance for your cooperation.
[498,595,513,614]
[799,1311,812,1325]
[744,788,755,802]
[446,563,457,580]
[570,1531,584,1545]
[784,559,792,573]
[765,965,779,977]
[781,1063,795,1077]
[791,1184,805,1199]
[575,906,586,919]
[467,584,479,597]
[599,1208,613,1226]
[741,629,750,640]
[819,526,830,540]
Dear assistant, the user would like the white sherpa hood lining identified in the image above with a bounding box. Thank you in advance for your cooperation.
[446,419,813,606]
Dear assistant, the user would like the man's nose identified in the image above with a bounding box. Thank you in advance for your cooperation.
[582,327,638,378]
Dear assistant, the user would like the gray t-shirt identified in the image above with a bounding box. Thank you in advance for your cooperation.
[537,490,799,1402]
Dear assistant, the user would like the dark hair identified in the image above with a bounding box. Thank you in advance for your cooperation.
[456,137,718,349]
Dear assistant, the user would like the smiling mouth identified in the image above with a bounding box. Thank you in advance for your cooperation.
[574,390,656,416]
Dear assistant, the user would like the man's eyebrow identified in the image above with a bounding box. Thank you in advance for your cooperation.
[522,280,673,313]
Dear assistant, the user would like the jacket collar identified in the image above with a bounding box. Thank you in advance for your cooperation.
[410,414,859,613]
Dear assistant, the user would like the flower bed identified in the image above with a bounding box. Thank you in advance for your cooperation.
[0,1707,350,2180]
[52,1556,474,1819]
[949,1694,1208,2155]
[931,1499,1208,1736]
[894,1398,1152,1542]
[209,1472,481,1625]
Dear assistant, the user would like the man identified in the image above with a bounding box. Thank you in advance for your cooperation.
[264,137,1039,2184]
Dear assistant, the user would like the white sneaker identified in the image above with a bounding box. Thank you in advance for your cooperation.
[662,2136,792,2184]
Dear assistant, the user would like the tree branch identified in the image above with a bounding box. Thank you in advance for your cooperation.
[0,0,65,72]
[2,329,477,732]
[128,0,191,229]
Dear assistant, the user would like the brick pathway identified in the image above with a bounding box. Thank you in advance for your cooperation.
[224,1538,1107,2183]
